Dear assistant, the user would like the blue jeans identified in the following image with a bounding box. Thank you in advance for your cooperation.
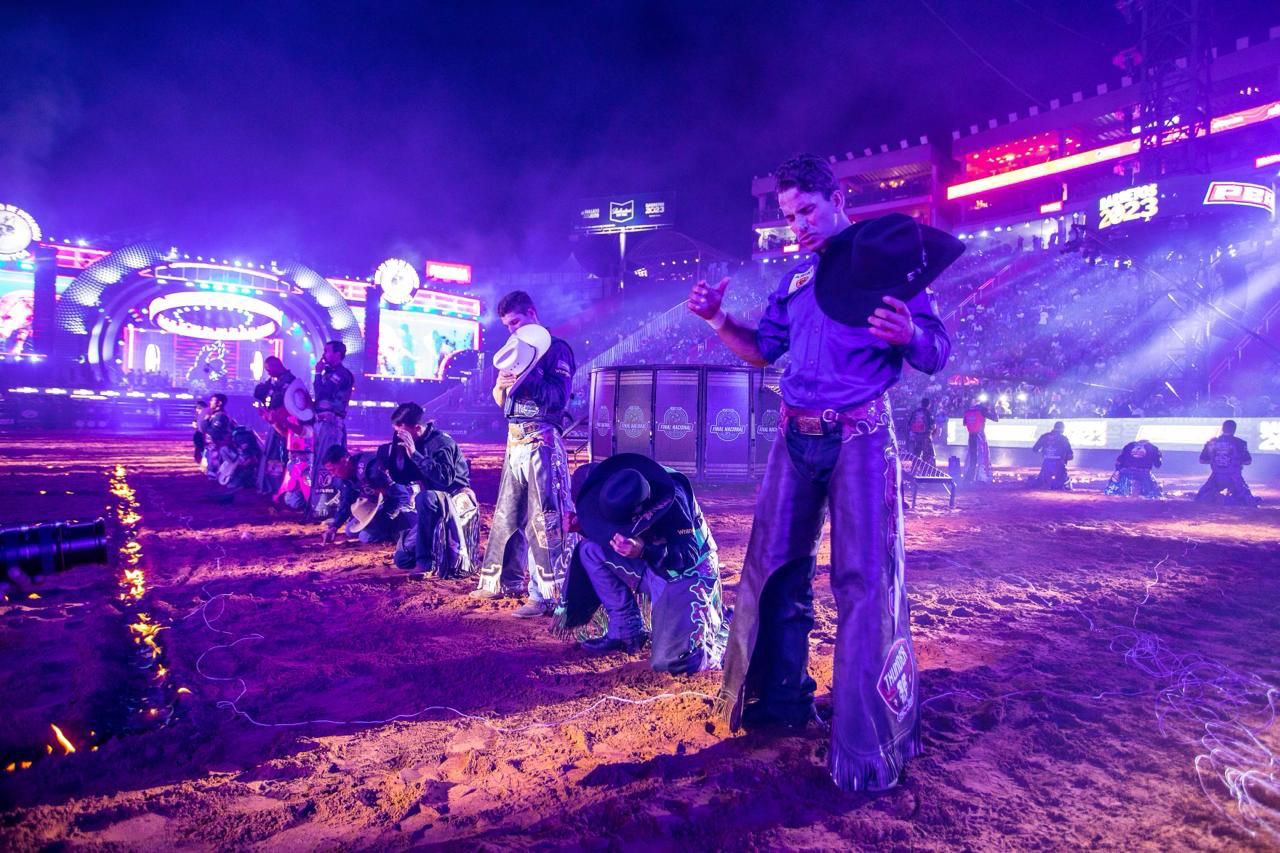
[577,540,649,640]
[720,417,922,791]
[358,509,416,544]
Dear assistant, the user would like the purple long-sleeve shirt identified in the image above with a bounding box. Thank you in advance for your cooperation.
[756,259,951,410]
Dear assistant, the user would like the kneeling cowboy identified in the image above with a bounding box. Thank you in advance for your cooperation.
[558,454,729,674]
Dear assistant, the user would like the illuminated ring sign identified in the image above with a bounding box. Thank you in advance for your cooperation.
[0,204,41,260]
[375,258,419,305]
[148,291,284,341]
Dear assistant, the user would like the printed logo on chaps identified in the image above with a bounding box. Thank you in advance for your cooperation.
[877,638,916,721]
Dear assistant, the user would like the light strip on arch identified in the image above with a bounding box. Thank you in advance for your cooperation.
[147,289,284,323]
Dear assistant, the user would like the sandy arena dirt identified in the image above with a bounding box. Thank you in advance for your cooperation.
[1,434,1278,851]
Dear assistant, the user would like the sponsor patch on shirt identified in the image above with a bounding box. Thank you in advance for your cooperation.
[788,267,814,294]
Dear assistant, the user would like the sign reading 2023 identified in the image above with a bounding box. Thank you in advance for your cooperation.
[1098,183,1159,230]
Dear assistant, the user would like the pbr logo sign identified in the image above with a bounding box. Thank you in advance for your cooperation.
[594,405,612,436]
[877,638,916,721]
[709,408,746,443]
[620,405,647,439]
[609,200,635,224]
[1203,181,1276,216]
[658,406,692,441]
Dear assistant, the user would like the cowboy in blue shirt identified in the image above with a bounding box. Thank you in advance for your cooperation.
[688,153,959,793]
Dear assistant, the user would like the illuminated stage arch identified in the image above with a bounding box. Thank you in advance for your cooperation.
[54,243,363,383]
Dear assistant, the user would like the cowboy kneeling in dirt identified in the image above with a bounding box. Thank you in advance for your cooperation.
[555,455,729,675]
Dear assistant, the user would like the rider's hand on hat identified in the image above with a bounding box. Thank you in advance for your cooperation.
[610,533,644,559]
[687,277,729,321]
[394,426,417,456]
[495,370,519,391]
[868,295,916,346]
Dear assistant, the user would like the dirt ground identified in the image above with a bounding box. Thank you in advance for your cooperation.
[1,434,1277,851]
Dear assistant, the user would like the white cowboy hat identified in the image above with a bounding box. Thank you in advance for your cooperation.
[216,457,239,486]
[346,493,384,533]
[492,324,552,390]
[283,381,315,423]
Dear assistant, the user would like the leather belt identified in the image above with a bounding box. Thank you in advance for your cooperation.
[508,421,557,444]
[780,397,889,437]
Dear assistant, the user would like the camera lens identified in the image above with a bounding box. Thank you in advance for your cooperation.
[0,519,109,577]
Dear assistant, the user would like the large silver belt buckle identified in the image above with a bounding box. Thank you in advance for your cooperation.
[793,415,824,435]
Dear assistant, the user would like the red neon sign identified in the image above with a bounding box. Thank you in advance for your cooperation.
[425,260,472,285]
[1039,200,1064,214]
[948,140,1139,200]
[947,99,1280,201]
[42,243,111,271]
[1256,153,1280,169]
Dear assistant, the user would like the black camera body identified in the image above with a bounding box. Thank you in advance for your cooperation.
[1,519,109,578]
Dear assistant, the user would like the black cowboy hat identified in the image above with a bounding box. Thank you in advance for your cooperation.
[576,454,676,546]
[570,462,599,502]
[814,213,964,327]
[360,454,394,491]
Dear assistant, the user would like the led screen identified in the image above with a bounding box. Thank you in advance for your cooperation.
[375,309,479,381]
[0,266,36,355]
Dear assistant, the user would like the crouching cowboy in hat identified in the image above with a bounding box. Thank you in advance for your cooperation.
[379,403,479,576]
[687,154,959,793]
[471,291,578,618]
[558,455,729,674]
[319,446,416,545]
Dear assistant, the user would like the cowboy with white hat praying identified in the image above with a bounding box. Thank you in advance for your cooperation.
[471,290,578,618]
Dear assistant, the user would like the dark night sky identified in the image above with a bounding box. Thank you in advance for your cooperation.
[2,1,1275,275]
